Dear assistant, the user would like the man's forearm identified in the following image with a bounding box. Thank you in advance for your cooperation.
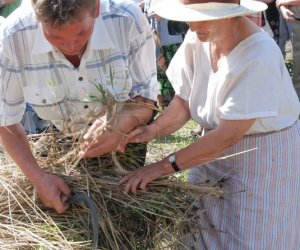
[111,96,156,134]
[0,123,44,186]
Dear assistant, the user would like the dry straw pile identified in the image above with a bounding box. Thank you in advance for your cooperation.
[0,130,227,250]
[0,94,227,249]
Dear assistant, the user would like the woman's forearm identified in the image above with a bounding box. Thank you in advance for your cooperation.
[151,95,191,137]
[167,119,256,171]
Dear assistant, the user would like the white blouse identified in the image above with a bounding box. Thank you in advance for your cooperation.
[167,30,300,134]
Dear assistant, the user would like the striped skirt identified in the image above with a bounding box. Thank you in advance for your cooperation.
[185,120,300,250]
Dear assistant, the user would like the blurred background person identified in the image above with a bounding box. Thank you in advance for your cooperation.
[0,0,21,18]
[277,0,300,99]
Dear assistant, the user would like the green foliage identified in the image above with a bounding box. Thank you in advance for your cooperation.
[285,59,293,78]
[47,79,59,87]
[157,44,181,103]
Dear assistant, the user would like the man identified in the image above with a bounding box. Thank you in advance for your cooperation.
[277,0,300,99]
[0,0,158,213]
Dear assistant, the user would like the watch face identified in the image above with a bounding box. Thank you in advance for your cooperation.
[168,154,176,163]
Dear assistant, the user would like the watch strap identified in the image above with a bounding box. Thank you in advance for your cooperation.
[168,153,181,172]
[171,161,181,172]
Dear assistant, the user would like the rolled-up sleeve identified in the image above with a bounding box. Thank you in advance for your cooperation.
[166,32,195,101]
[127,4,159,101]
[0,36,25,126]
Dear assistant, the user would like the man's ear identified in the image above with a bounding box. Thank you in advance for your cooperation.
[95,0,100,18]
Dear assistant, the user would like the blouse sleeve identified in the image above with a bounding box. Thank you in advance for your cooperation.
[166,32,196,101]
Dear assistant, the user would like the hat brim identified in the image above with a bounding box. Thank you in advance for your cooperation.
[152,0,267,22]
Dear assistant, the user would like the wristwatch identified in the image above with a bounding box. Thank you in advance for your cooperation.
[168,153,181,172]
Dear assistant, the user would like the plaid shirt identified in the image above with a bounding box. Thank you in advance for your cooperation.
[0,0,158,132]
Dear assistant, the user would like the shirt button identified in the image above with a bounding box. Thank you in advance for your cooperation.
[88,122,93,126]
[84,105,89,109]
[42,99,47,104]
[78,77,83,81]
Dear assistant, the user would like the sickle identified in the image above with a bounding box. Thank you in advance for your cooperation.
[63,193,99,250]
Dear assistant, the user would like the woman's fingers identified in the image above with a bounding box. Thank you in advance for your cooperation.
[127,128,144,142]
[128,125,157,143]
[120,169,145,195]
[125,177,142,195]
[139,179,148,192]
[119,171,136,184]
[120,165,162,195]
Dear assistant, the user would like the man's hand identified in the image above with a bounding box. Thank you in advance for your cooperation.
[78,118,125,158]
[0,124,71,213]
[79,97,155,158]
[35,172,71,214]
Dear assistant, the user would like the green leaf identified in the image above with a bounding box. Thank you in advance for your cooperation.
[47,79,59,87]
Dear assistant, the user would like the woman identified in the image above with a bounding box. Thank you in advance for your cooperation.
[121,0,300,248]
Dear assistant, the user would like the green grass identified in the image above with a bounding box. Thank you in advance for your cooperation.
[146,120,199,165]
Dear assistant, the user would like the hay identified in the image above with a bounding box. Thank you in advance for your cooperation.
[0,94,229,249]
[0,130,227,250]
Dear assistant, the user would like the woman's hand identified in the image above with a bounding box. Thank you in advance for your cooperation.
[120,161,171,195]
[116,124,158,153]
[127,124,159,143]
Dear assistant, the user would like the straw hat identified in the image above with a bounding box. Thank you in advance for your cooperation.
[152,0,267,22]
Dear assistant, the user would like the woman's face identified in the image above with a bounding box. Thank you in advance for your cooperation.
[41,9,99,56]
[187,19,229,42]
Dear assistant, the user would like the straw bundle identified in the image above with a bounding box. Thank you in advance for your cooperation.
[0,87,229,249]
[0,130,227,250]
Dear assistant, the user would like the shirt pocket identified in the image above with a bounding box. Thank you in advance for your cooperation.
[105,67,132,102]
[23,84,68,121]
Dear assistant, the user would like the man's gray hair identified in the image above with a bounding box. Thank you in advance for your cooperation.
[31,0,97,26]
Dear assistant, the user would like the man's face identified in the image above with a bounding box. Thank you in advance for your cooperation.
[41,10,97,56]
